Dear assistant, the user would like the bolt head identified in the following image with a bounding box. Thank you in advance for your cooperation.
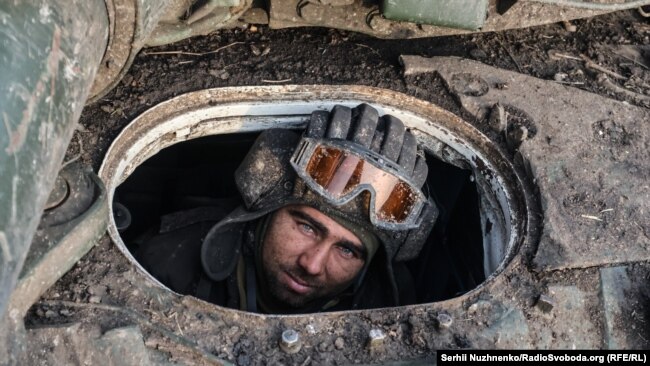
[280,329,301,354]
[368,328,386,349]
[436,313,453,329]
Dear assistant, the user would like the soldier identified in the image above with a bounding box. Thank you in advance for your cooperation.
[137,103,438,313]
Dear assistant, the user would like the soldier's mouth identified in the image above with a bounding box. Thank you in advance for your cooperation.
[282,271,315,295]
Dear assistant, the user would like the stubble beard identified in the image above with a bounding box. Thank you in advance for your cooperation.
[263,262,325,308]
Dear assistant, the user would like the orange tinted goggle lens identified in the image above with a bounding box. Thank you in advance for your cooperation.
[305,145,419,223]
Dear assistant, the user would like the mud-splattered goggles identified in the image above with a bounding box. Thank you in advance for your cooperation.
[290,138,427,230]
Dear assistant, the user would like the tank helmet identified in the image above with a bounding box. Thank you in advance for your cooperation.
[233,103,438,262]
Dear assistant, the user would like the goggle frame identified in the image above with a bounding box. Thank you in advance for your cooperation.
[290,137,428,230]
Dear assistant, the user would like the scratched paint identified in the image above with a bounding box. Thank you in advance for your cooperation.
[38,4,52,24]
[0,232,11,263]
[0,0,108,319]
[5,26,60,155]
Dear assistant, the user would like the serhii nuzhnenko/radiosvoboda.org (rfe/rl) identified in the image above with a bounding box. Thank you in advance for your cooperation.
[440,353,610,363]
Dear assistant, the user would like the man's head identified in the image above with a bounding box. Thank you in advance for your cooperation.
[202,103,438,311]
[261,205,366,308]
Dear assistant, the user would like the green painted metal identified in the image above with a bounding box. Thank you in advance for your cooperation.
[381,0,489,30]
[146,0,250,47]
[0,0,108,318]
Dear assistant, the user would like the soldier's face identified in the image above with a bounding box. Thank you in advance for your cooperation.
[261,205,366,309]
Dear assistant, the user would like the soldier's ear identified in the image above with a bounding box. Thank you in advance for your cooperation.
[235,129,300,209]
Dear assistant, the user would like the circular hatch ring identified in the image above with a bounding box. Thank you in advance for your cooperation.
[99,85,529,302]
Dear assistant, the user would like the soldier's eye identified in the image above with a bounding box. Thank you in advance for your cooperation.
[299,222,315,235]
[337,245,357,259]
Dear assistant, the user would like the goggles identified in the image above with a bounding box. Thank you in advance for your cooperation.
[290,137,428,230]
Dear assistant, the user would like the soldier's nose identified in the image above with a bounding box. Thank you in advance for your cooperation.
[297,244,328,276]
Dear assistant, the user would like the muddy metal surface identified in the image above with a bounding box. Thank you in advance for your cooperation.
[22,10,650,365]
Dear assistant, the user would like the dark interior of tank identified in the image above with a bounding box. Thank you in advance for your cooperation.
[114,132,485,306]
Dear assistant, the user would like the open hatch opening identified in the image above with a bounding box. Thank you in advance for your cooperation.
[114,133,485,306]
